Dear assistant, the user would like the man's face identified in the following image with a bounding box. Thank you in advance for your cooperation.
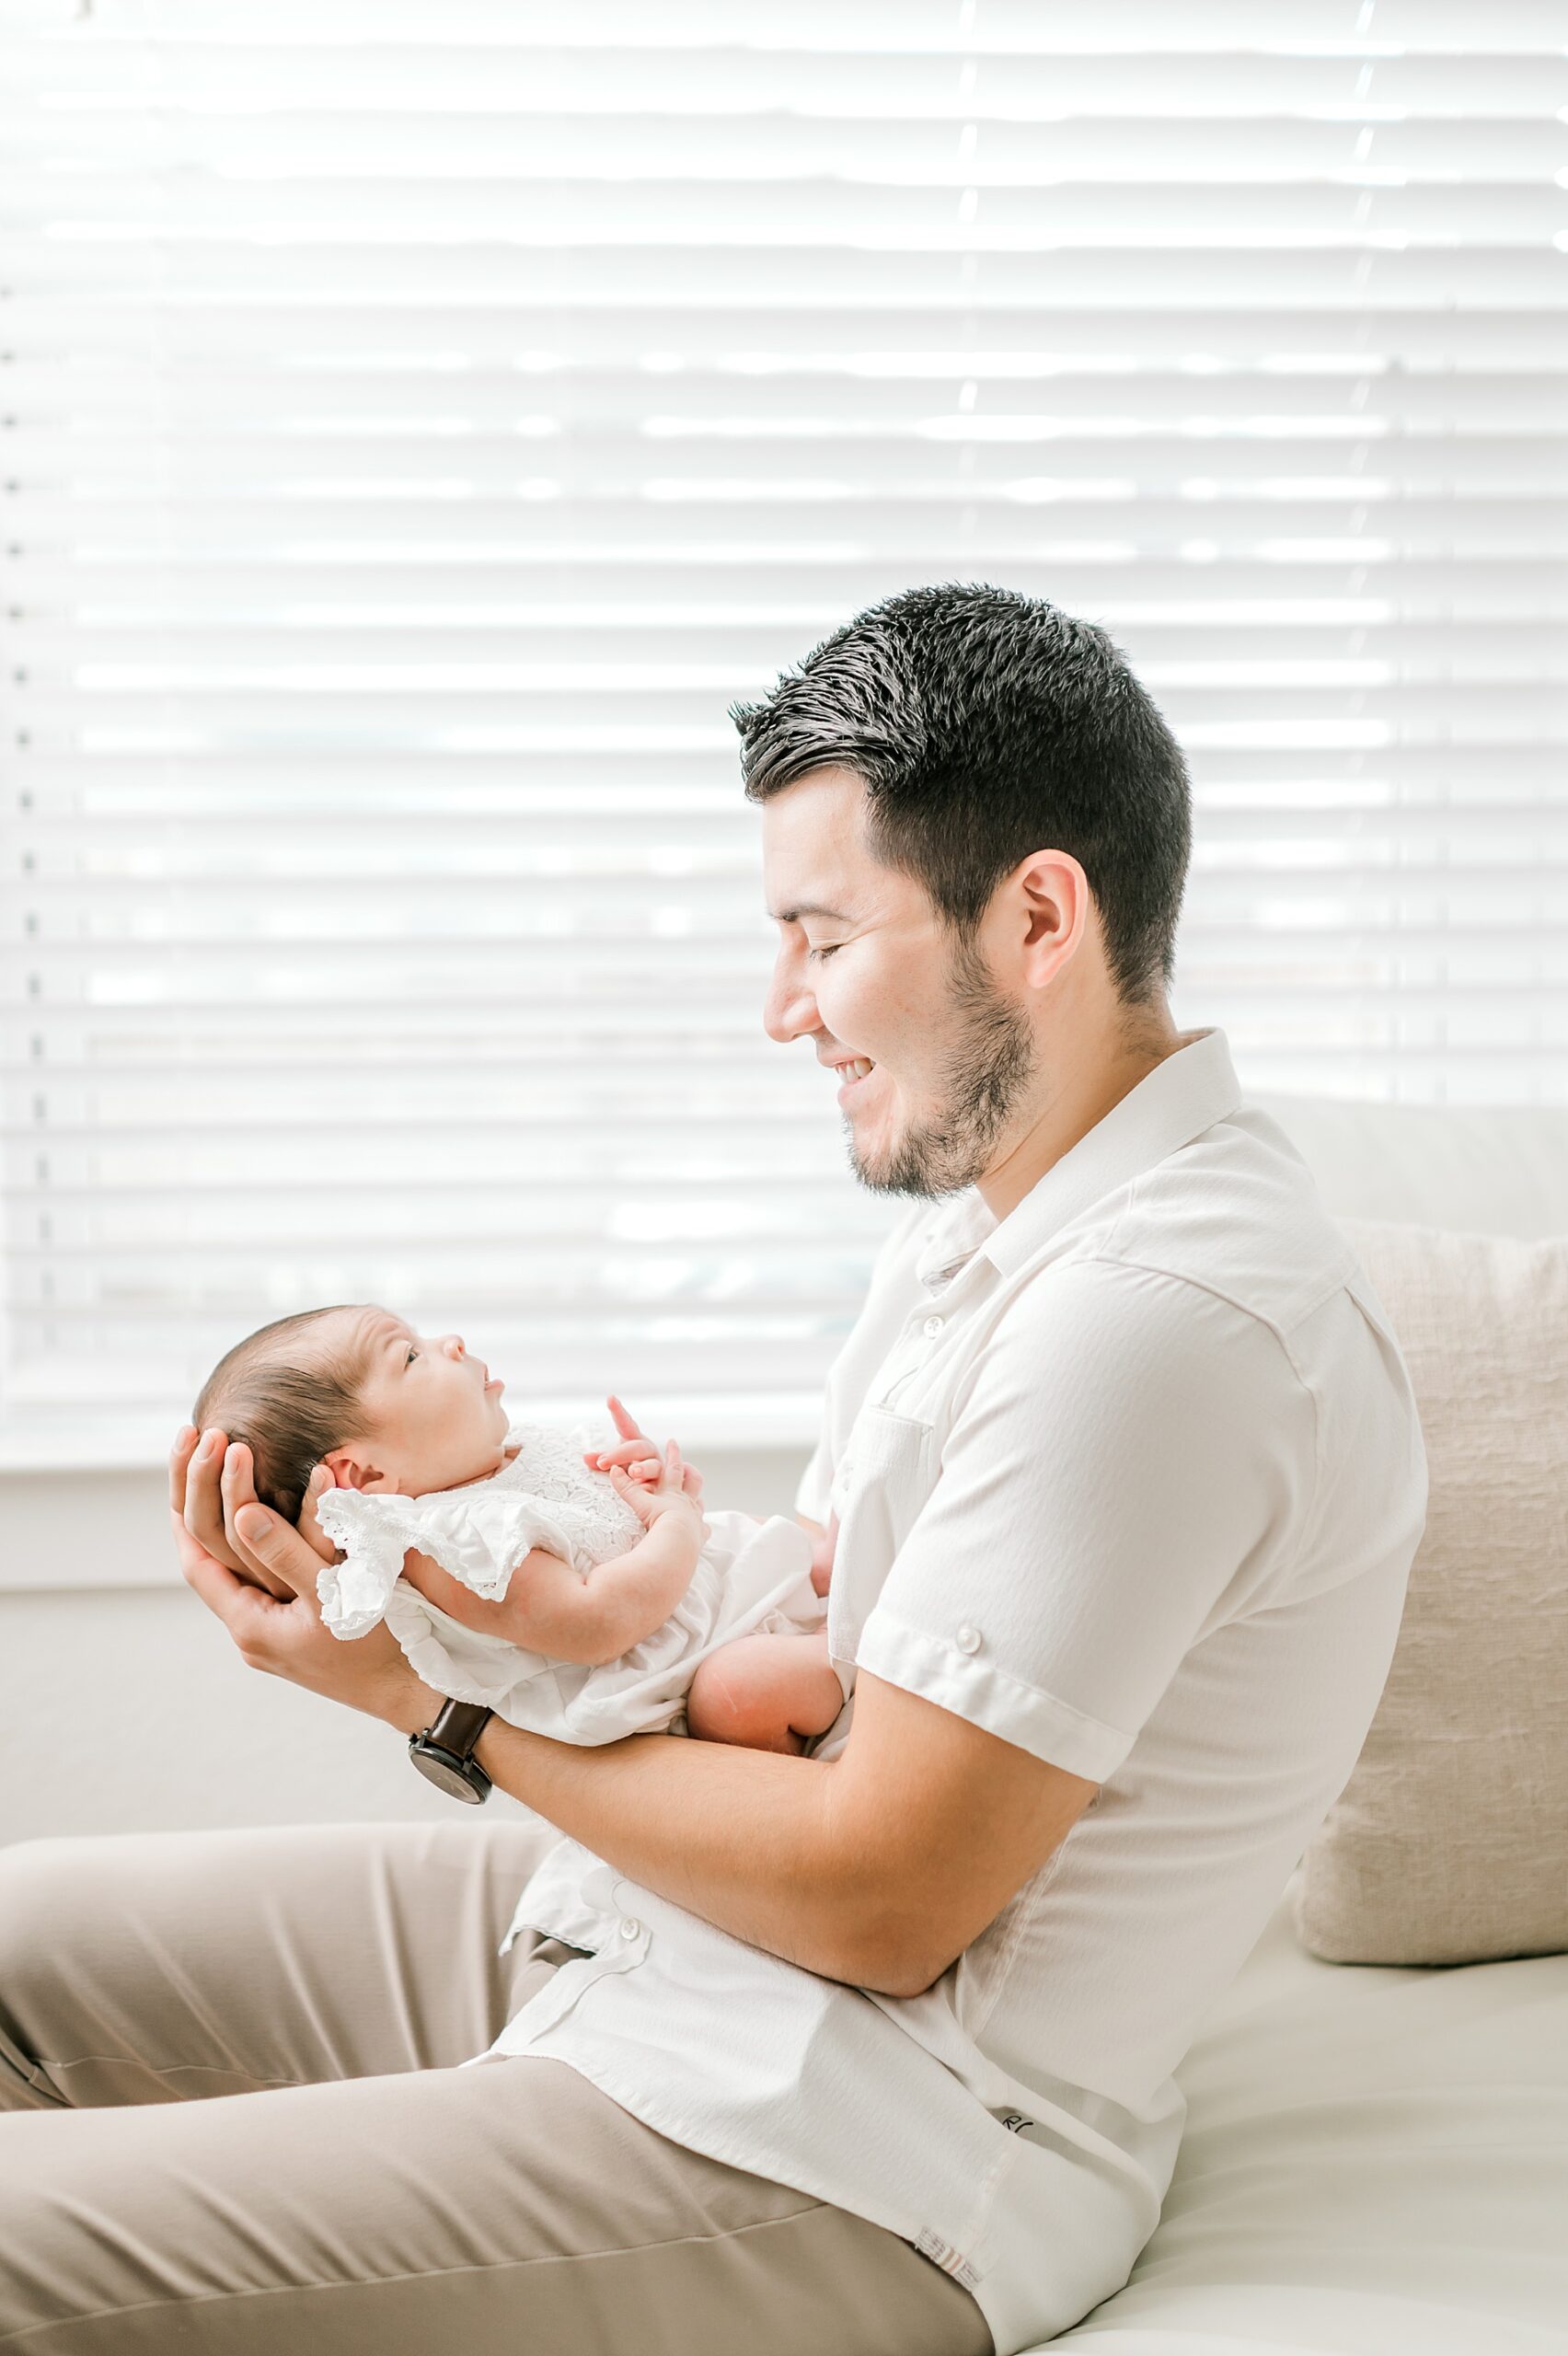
[760,768,1036,1197]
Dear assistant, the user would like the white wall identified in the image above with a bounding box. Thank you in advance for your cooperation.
[0,1447,811,1849]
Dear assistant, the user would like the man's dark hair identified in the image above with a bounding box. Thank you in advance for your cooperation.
[192,1305,374,1524]
[732,583,1191,1008]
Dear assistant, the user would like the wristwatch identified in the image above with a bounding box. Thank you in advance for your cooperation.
[408,1698,494,1805]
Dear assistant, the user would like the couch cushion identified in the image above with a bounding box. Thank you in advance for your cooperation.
[1293,1218,1568,1969]
[1049,1886,1568,2355]
[1249,1094,1568,1242]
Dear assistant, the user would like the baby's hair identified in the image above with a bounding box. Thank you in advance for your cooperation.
[192,1305,377,1524]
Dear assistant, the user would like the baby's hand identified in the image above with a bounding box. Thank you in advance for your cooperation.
[605,1439,709,1548]
[585,1394,706,1506]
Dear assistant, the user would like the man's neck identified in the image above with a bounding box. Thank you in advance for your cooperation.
[975,1016,1196,1223]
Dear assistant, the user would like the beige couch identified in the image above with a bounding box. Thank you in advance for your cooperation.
[1044,1093,1568,2356]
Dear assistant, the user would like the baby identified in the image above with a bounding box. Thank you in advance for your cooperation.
[192,1303,847,1754]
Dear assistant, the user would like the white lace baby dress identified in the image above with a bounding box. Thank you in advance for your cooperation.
[314,1421,822,1743]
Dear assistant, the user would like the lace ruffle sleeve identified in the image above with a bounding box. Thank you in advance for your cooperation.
[315,1482,580,1641]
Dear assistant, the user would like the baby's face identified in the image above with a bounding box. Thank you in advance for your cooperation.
[329,1306,510,1497]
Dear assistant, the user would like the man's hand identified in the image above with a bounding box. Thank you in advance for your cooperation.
[169,1426,438,1737]
[808,1511,838,1600]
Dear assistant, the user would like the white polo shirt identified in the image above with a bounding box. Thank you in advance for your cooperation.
[479,1027,1428,2356]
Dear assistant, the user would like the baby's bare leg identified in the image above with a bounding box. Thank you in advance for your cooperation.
[686,1629,843,1756]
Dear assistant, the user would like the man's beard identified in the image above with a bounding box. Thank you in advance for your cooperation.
[848,931,1037,1198]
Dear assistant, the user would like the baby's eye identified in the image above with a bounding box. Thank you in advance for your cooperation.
[405,1346,420,1365]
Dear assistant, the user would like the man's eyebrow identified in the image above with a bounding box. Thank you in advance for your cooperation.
[767,901,853,926]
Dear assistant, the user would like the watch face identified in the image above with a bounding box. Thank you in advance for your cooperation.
[410,1743,487,1804]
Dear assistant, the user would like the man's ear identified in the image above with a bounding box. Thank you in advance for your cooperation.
[1014,849,1087,984]
[322,1443,392,1493]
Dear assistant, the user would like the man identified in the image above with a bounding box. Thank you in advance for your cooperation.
[0,586,1427,2353]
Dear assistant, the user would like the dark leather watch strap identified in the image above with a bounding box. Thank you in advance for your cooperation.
[424,1698,493,1760]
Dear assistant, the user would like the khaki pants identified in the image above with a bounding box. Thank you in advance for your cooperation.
[0,1818,991,2354]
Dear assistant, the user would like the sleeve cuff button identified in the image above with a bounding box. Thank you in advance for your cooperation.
[956,1624,982,1655]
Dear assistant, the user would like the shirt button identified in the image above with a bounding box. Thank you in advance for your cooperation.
[619,1917,641,1940]
[956,1624,982,1655]
[923,1315,945,1338]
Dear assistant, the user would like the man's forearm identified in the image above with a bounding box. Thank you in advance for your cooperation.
[467,1714,885,1988]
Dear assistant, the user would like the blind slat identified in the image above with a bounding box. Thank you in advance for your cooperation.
[14,302,1568,367]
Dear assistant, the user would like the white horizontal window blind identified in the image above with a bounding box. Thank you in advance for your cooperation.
[3,0,1566,1466]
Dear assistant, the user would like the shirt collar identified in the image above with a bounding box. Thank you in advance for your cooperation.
[913,1028,1244,1290]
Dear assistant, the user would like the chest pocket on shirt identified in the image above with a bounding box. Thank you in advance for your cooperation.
[828,1403,935,1669]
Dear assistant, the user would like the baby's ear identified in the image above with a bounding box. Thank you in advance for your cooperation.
[323,1444,387,1493]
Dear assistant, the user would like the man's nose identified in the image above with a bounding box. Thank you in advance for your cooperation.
[763,950,818,1045]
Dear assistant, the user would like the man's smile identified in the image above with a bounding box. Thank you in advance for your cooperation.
[822,1053,878,1103]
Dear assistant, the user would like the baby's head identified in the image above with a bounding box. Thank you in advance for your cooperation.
[193,1305,510,1519]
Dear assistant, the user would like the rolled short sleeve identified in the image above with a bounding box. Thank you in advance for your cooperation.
[855,1255,1317,1783]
